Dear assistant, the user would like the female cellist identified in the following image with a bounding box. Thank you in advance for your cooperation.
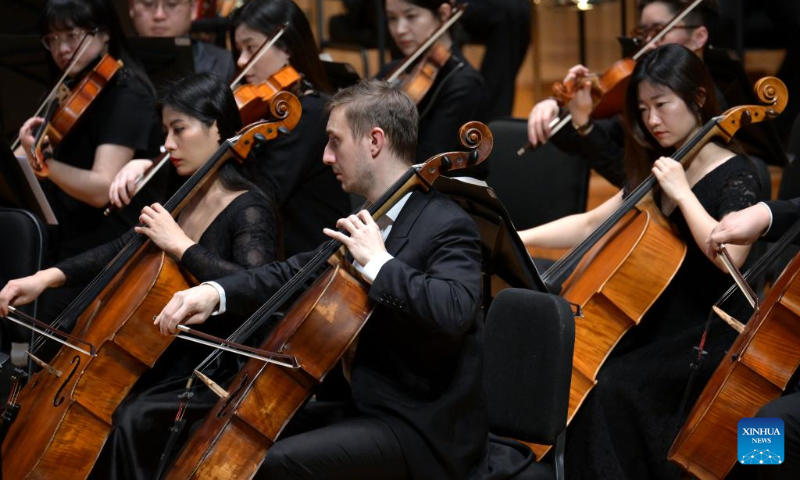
[0,72,280,480]
[519,44,763,479]
[110,0,350,257]
[380,0,488,165]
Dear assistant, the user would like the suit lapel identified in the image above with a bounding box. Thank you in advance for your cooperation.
[384,190,431,256]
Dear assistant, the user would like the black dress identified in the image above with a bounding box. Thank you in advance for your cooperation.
[53,191,279,480]
[564,155,762,479]
[249,90,352,257]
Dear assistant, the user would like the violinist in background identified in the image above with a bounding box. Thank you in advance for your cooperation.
[1,72,279,480]
[527,0,726,189]
[708,200,800,480]
[520,44,763,479]
[128,0,236,81]
[16,0,161,319]
[380,0,488,165]
[111,0,350,257]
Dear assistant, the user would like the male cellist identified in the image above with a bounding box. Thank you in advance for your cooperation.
[153,79,533,478]
[707,199,800,480]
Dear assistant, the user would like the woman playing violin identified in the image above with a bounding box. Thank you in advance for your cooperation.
[526,0,717,188]
[18,0,161,261]
[381,0,487,165]
[110,0,350,257]
[520,44,763,479]
[1,72,279,480]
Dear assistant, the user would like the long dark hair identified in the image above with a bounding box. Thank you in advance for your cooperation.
[160,73,265,196]
[40,0,154,94]
[231,0,331,93]
[623,44,720,186]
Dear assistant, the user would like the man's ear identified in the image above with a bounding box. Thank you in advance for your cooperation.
[688,26,709,53]
[370,127,386,158]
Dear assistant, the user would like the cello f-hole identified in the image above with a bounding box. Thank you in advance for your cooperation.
[53,355,80,407]
[217,373,249,419]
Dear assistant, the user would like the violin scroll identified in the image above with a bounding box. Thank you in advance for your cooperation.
[458,121,493,165]
[753,76,789,118]
[416,121,493,186]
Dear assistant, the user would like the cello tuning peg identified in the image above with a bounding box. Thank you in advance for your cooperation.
[277,127,291,137]
[440,155,452,171]
[468,149,478,164]
[253,133,268,144]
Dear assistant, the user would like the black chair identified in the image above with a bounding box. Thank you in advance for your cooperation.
[486,118,590,231]
[0,208,46,367]
[483,288,575,480]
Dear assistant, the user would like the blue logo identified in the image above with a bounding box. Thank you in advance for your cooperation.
[738,417,784,465]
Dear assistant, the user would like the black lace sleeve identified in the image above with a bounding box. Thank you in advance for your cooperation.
[54,229,137,287]
[716,162,761,219]
[180,202,278,281]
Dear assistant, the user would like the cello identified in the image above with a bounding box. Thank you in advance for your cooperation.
[164,121,492,479]
[522,77,788,459]
[669,223,800,478]
[0,93,302,480]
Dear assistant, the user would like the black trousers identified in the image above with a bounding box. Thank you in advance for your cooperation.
[257,402,411,480]
[460,0,531,120]
[756,391,800,480]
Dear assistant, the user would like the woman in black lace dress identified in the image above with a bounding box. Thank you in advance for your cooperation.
[519,44,764,479]
[0,73,279,479]
[109,0,351,258]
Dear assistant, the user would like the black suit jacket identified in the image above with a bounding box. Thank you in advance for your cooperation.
[215,189,487,479]
[766,198,800,242]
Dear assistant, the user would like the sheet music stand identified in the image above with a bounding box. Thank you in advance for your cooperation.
[0,131,56,225]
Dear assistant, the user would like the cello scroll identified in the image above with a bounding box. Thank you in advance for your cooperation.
[714,77,788,140]
[416,121,493,185]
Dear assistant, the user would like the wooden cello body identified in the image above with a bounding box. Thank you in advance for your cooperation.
[2,247,190,479]
[669,251,800,479]
[167,262,373,479]
[559,195,685,425]
[1,103,302,479]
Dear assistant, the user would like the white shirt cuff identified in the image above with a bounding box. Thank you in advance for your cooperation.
[355,252,394,284]
[201,281,226,316]
[758,202,773,237]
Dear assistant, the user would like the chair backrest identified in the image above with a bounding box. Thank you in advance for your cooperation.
[486,118,590,230]
[0,208,46,343]
[483,288,575,444]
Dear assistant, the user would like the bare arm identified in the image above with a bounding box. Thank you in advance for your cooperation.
[518,190,624,249]
[47,144,134,208]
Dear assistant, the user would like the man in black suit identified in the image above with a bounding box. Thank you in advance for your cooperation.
[708,199,800,480]
[153,79,491,478]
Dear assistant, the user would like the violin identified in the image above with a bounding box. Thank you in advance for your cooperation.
[28,53,123,178]
[385,3,464,105]
[521,77,788,460]
[517,0,707,155]
[102,27,295,217]
[0,95,303,480]
[164,122,493,479]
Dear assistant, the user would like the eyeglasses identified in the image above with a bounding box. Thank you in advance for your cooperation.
[41,28,95,51]
[133,0,192,13]
[632,23,700,40]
